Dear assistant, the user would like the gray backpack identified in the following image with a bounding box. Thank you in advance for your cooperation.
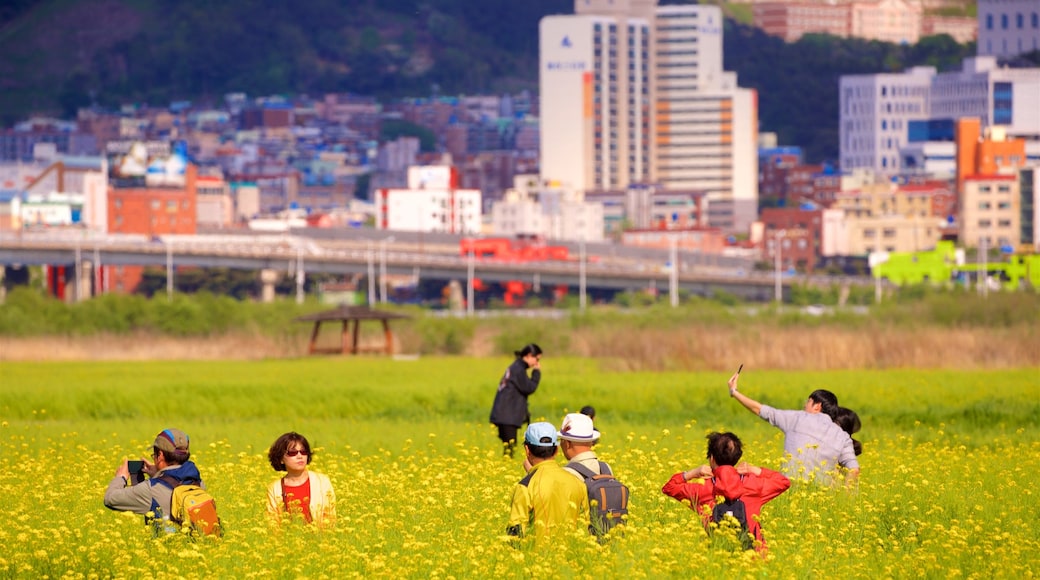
[567,461,629,536]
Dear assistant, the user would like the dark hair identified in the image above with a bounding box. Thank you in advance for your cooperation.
[706,432,743,466]
[268,432,314,471]
[154,446,190,465]
[833,407,864,456]
[527,442,557,459]
[809,389,840,419]
[514,343,543,358]
[833,406,861,435]
[580,405,596,419]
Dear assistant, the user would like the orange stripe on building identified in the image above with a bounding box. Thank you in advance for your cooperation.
[583,72,593,119]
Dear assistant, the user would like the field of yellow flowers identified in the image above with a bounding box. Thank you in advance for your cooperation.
[1,358,1037,578]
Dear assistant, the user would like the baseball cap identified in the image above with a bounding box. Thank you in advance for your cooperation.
[525,422,559,447]
[558,413,600,442]
[154,428,190,453]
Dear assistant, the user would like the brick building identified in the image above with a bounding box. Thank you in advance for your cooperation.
[107,164,198,292]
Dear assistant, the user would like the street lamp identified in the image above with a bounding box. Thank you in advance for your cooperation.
[366,240,375,307]
[579,239,587,312]
[379,236,395,304]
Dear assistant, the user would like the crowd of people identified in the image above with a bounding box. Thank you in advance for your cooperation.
[103,344,863,554]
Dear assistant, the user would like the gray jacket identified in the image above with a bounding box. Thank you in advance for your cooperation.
[104,461,205,519]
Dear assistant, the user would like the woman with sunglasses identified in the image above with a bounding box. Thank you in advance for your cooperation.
[266,432,336,527]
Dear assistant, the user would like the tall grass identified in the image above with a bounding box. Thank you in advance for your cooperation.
[1,287,1037,368]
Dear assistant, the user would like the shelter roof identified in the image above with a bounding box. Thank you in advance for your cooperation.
[294,305,410,322]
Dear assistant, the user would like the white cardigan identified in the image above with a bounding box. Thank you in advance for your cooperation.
[266,471,336,526]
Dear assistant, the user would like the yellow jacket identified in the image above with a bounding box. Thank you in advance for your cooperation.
[508,459,588,540]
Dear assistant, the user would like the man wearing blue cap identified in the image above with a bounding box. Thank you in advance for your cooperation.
[104,428,207,532]
[506,422,589,541]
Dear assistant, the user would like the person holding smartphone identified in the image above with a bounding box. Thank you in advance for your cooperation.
[728,369,859,485]
[266,432,336,527]
[489,343,543,458]
[104,428,207,530]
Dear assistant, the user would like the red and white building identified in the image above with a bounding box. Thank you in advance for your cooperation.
[375,165,482,234]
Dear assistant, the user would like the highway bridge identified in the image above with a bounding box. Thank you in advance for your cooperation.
[0,230,869,302]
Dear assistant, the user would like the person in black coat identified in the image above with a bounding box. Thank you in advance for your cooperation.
[489,343,543,457]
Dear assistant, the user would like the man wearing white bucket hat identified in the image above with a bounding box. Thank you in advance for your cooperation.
[558,412,608,480]
[558,412,629,536]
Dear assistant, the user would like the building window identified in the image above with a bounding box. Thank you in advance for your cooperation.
[979,219,991,228]
[1001,14,1008,29]
[882,228,896,238]
[979,201,992,210]
[114,199,122,209]
[994,82,1013,124]
[150,199,160,210]
[986,14,993,29]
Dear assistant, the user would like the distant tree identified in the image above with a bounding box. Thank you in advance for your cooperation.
[381,119,437,152]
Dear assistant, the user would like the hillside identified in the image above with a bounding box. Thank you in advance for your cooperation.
[0,0,984,162]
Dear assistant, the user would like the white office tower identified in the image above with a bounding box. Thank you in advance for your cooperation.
[540,1,758,232]
[932,57,1040,141]
[839,66,934,175]
[540,12,651,193]
[977,0,1040,59]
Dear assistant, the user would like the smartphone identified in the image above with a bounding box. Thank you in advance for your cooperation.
[127,460,145,484]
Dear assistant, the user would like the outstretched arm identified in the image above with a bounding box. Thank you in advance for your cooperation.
[728,372,762,416]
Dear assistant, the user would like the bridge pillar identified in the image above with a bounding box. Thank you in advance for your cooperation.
[76,260,95,302]
[447,280,464,313]
[260,269,281,303]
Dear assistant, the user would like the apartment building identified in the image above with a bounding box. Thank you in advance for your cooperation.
[977,0,1040,58]
[960,174,1020,248]
[540,1,757,233]
[753,2,850,42]
[760,207,823,272]
[843,213,945,254]
[850,0,922,44]
[754,0,952,44]
[107,162,198,292]
[1019,166,1038,251]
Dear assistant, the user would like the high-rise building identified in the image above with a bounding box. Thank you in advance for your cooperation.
[540,0,758,232]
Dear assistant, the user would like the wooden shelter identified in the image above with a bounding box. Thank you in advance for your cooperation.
[295,306,410,355]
